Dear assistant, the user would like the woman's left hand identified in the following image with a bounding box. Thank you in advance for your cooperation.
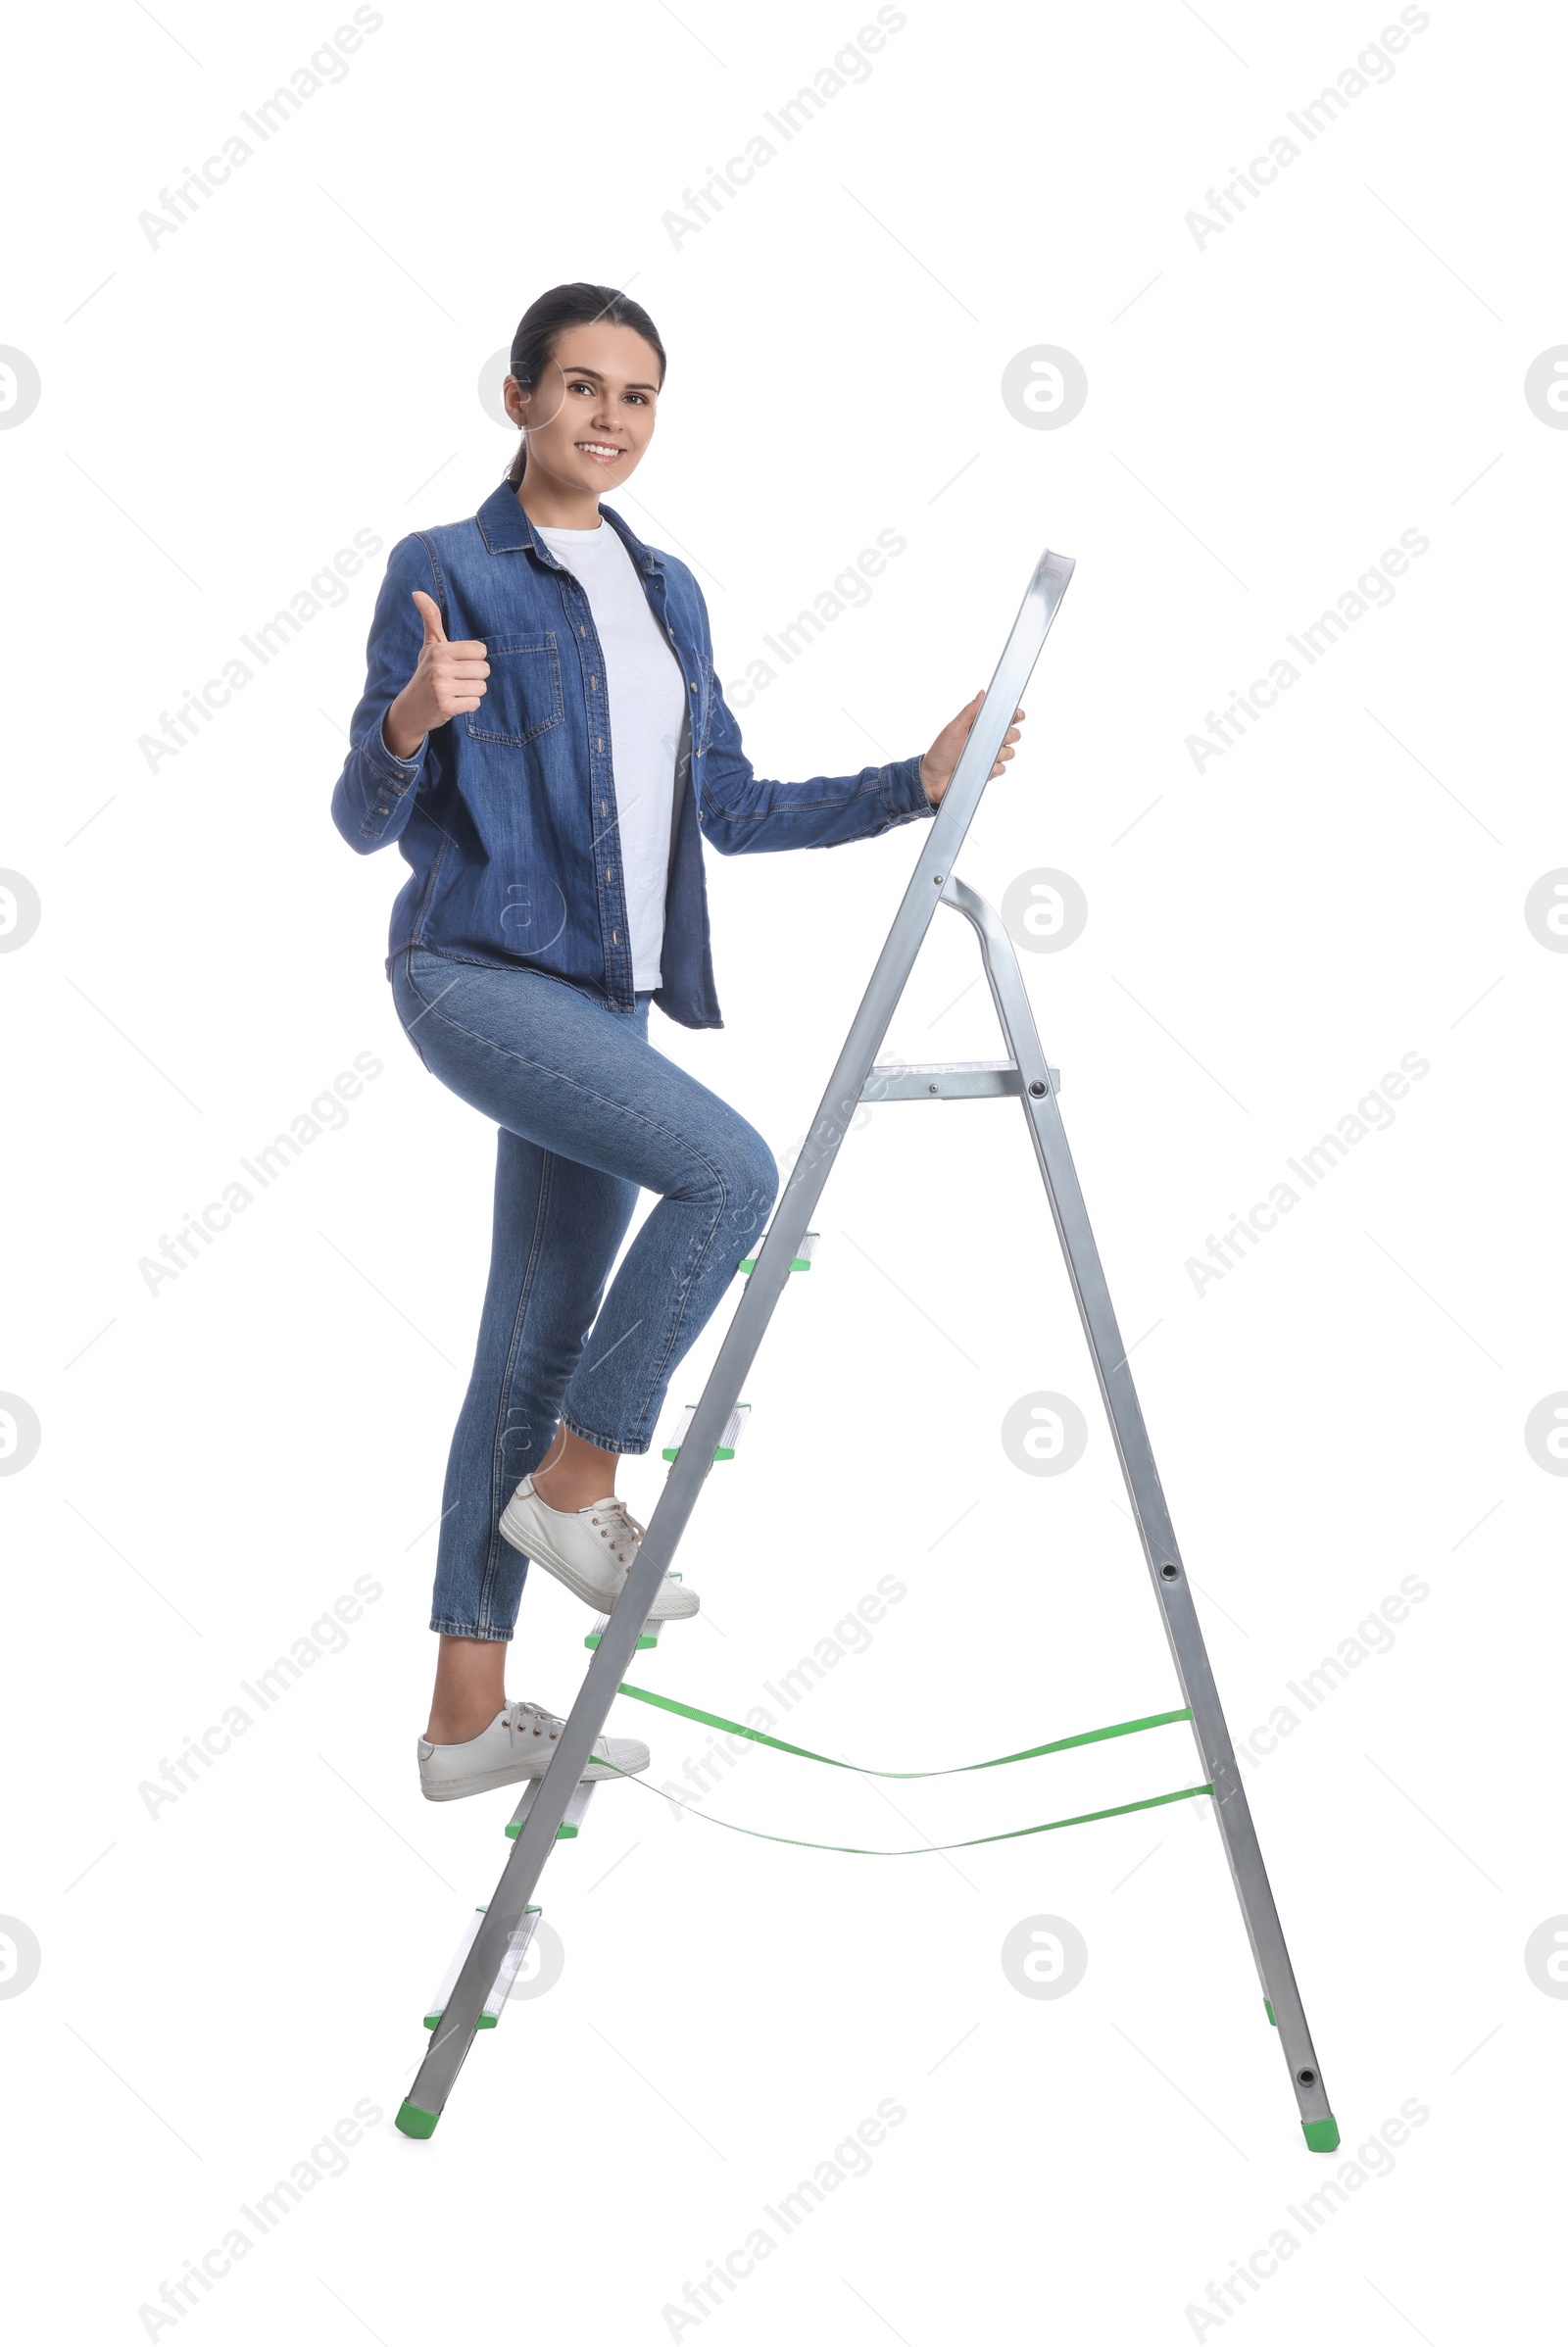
[919,693,1026,807]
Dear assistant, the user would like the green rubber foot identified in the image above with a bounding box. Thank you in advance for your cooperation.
[1263,1999,1276,2026]
[395,2099,439,2139]
[1301,2116,1340,2154]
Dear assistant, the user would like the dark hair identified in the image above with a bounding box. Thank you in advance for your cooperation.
[507,282,667,485]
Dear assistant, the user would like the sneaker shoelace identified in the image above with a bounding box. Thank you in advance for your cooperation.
[505,1697,608,1761]
[504,1699,562,1741]
[587,1496,646,1574]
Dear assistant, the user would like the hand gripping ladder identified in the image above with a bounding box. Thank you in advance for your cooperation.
[398,547,1340,2154]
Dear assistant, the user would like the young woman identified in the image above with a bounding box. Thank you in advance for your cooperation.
[331,283,1023,1806]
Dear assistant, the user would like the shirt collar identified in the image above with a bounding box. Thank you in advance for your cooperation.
[474,478,662,576]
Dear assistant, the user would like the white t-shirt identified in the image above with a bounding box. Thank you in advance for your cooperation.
[535,518,687,992]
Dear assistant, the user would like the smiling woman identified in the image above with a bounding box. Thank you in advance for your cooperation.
[501,283,665,492]
[329,279,1024,1807]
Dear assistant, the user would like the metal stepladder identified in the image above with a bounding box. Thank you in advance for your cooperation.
[398,546,1340,2154]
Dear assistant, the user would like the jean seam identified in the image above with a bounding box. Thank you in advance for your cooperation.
[400,965,738,1206]
[560,1408,651,1457]
[474,1150,557,1628]
[391,953,434,1072]
[565,1158,745,1453]
[406,961,770,1487]
[632,1190,731,1447]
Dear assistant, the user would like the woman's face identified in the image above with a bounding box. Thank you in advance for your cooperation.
[505,322,662,494]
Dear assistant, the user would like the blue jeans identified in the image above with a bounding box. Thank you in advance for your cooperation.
[389,946,779,1641]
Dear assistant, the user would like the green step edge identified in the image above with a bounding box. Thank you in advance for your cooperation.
[1301,2116,1340,2154]
[1264,1999,1276,2026]
[585,1629,660,1650]
[738,1256,812,1274]
[662,1444,735,1462]
[422,2011,498,2029]
[395,2099,439,2139]
[504,1819,576,1840]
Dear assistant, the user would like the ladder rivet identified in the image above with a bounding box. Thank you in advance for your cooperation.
[928,1083,939,1094]
[1160,1562,1178,1580]
[933,874,943,884]
[1028,1080,1047,1097]
[1298,2069,1316,2086]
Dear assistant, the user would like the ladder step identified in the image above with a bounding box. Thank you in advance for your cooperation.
[739,1229,817,1276]
[584,1572,679,1650]
[662,1400,751,1462]
[861,1058,1060,1100]
[505,1779,597,1842]
[423,1903,542,2029]
[585,1617,662,1652]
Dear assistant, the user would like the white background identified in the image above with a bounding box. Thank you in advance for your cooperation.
[3,1,1562,2339]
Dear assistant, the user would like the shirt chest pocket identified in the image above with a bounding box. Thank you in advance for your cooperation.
[466,631,564,748]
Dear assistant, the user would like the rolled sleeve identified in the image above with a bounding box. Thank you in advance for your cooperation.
[880,751,937,824]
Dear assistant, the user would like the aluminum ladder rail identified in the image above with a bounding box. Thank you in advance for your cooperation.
[397,543,1338,2153]
[874,870,1337,2151]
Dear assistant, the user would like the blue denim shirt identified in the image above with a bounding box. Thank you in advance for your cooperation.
[331,478,937,1028]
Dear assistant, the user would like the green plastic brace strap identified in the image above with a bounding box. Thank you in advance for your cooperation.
[595,1761,1212,1856]
[617,1681,1193,1778]
[596,1682,1211,1857]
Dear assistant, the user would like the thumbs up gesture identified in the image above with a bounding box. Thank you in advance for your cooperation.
[383,591,490,759]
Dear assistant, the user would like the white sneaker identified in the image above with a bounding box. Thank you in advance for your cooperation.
[417,1699,651,1803]
[499,1477,700,1621]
